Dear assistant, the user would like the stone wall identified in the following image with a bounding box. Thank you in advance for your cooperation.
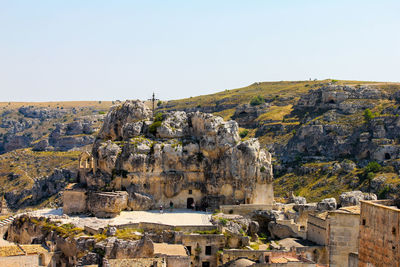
[62,189,87,215]
[328,211,360,267]
[220,204,275,215]
[358,200,400,267]
[306,213,328,246]
[0,254,41,267]
[181,234,226,267]
[164,255,190,267]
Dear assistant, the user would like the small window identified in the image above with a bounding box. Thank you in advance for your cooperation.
[393,227,396,235]
[202,262,210,267]
[362,219,366,226]
[186,246,192,255]
[189,189,192,195]
[205,246,212,255]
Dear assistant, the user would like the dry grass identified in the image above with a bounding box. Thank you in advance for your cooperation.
[257,105,293,122]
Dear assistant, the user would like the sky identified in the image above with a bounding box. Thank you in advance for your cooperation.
[0,0,399,102]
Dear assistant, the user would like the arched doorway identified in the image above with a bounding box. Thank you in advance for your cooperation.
[187,198,194,209]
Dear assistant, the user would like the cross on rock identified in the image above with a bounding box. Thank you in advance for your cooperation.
[148,92,159,118]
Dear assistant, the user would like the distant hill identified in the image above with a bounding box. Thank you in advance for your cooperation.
[1,79,400,211]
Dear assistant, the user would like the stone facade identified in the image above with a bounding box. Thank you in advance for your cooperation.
[306,206,360,267]
[327,209,360,267]
[180,234,226,267]
[358,199,400,267]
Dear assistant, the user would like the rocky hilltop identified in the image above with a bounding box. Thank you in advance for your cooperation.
[2,80,400,211]
[70,100,274,215]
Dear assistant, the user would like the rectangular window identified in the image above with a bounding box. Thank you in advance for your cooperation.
[205,246,212,255]
[186,246,191,255]
[189,189,193,194]
[202,262,210,267]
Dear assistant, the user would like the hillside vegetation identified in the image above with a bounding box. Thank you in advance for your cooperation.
[1,80,400,211]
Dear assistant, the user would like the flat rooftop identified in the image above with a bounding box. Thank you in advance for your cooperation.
[28,208,212,229]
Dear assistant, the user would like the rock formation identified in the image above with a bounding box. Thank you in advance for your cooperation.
[64,100,274,216]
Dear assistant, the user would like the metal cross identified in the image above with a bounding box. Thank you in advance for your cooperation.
[148,92,159,118]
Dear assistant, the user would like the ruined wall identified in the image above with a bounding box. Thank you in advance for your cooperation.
[358,200,400,267]
[62,189,87,214]
[328,211,359,267]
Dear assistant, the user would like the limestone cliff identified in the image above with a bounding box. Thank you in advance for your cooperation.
[82,100,274,210]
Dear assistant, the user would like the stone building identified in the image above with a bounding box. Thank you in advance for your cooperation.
[306,206,360,267]
[180,233,226,267]
[0,244,52,267]
[358,199,400,267]
[64,100,274,217]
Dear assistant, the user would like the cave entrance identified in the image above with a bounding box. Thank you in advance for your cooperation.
[187,198,194,209]
[385,153,391,160]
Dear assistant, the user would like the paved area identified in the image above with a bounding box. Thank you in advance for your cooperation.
[29,208,212,229]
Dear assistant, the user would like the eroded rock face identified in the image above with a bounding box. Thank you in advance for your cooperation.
[85,100,274,209]
[98,100,151,140]
[231,103,269,128]
[296,85,384,114]
[98,236,154,259]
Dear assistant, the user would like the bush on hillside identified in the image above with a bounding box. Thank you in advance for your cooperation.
[250,95,265,106]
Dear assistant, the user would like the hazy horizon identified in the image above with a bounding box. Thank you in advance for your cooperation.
[1,1,399,102]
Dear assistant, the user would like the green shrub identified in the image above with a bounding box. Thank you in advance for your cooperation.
[363,108,374,122]
[365,161,381,173]
[239,129,249,138]
[157,100,162,107]
[260,166,266,172]
[250,95,265,106]
[219,218,228,226]
[154,112,164,122]
[149,121,162,134]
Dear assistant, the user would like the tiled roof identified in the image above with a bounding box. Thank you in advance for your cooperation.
[338,205,360,214]
[20,244,49,254]
[0,245,24,257]
[154,243,188,256]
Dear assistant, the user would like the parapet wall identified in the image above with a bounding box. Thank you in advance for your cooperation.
[220,204,275,215]
[83,222,217,234]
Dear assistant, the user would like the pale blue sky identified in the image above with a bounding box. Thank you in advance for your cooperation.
[0,0,399,101]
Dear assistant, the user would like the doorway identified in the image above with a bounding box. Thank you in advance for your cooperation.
[187,198,194,209]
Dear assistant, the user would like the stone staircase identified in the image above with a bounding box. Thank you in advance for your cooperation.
[0,215,15,228]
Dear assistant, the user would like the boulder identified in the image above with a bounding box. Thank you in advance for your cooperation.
[87,191,128,218]
[339,191,377,207]
[317,198,337,211]
[127,191,154,211]
[268,222,297,239]
[108,235,154,259]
